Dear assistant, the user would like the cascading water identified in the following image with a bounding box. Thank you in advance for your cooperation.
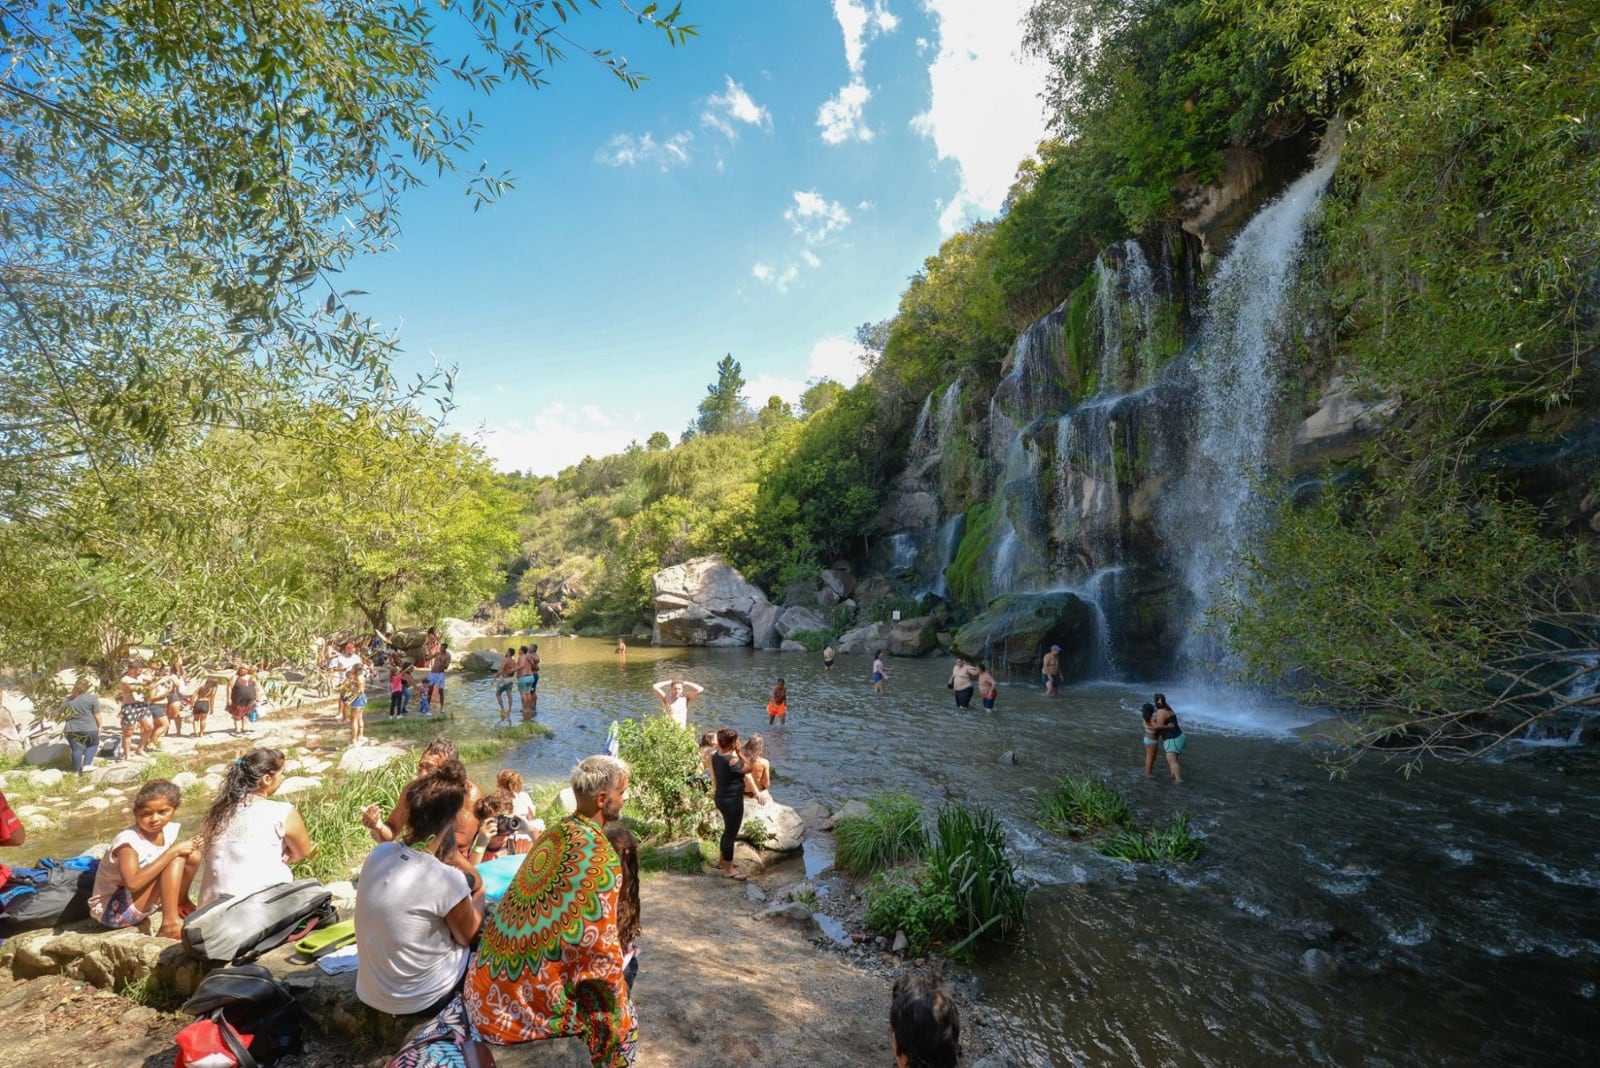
[1093,239,1160,396]
[1164,147,1341,666]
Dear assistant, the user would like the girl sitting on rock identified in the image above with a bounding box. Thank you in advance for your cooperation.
[87,779,201,939]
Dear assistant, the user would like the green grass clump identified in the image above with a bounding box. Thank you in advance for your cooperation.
[833,793,927,877]
[292,760,416,883]
[1095,813,1202,863]
[786,628,831,651]
[638,839,715,875]
[863,869,958,956]
[927,801,1026,953]
[1037,775,1133,834]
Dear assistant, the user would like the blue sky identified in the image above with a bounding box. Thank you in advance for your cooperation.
[353,1,1049,475]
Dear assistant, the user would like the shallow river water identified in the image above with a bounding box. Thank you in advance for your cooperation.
[461,638,1600,1067]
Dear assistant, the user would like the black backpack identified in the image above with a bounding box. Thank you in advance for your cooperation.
[179,963,303,1067]
[181,878,336,964]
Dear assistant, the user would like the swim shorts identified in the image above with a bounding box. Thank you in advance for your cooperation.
[119,702,150,727]
[1162,734,1187,755]
[99,887,147,929]
[427,671,446,688]
[517,675,536,693]
[496,679,514,695]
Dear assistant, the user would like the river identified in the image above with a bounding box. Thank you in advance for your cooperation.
[467,637,1600,1066]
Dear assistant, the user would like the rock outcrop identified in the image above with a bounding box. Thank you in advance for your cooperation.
[887,615,940,657]
[652,556,770,647]
[740,796,806,853]
[951,593,1099,678]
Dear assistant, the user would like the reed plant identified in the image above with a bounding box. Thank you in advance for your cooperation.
[1037,774,1132,834]
[926,801,1027,954]
[833,793,928,877]
[1095,813,1203,864]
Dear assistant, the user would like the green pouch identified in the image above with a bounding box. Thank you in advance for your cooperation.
[293,918,356,961]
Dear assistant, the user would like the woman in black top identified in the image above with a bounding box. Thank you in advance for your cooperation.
[710,727,753,880]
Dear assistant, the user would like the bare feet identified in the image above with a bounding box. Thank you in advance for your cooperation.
[156,924,183,940]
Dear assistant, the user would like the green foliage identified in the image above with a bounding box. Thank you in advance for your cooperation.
[691,355,754,438]
[1037,775,1134,834]
[926,801,1027,952]
[1220,477,1588,768]
[616,716,716,841]
[742,817,771,850]
[786,629,831,652]
[857,800,1025,957]
[944,503,996,609]
[863,869,960,957]
[1096,814,1203,864]
[833,793,928,877]
[293,760,416,883]
[639,839,716,875]
[879,224,1015,396]
[865,595,923,626]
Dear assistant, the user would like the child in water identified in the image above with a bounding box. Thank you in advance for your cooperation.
[768,678,787,727]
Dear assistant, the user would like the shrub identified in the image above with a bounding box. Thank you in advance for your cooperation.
[863,869,959,956]
[616,715,716,841]
[1096,814,1203,864]
[786,628,831,651]
[1037,775,1133,834]
[927,802,1027,953]
[293,759,416,882]
[833,793,927,876]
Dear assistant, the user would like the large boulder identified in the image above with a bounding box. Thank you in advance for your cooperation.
[439,617,486,648]
[740,796,806,852]
[834,621,887,655]
[887,615,940,658]
[652,556,769,647]
[458,649,504,672]
[775,605,828,640]
[951,593,1100,679]
[750,602,781,650]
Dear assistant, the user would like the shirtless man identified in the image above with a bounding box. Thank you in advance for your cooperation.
[428,642,452,716]
[143,660,173,750]
[977,663,999,711]
[117,662,153,759]
[1041,644,1063,696]
[361,738,483,865]
[494,648,518,717]
[652,678,704,729]
[517,644,542,718]
[948,657,980,710]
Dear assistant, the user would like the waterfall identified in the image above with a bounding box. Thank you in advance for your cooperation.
[886,532,918,575]
[1166,151,1340,663]
[922,514,964,599]
[1051,396,1126,575]
[989,425,1045,595]
[906,392,936,468]
[1093,240,1160,396]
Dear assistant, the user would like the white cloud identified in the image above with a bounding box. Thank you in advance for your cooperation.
[702,76,772,139]
[752,260,801,292]
[833,0,899,76]
[784,190,852,243]
[817,77,873,145]
[483,403,651,476]
[819,2,896,145]
[800,249,822,269]
[740,335,870,410]
[912,0,1049,232]
[594,131,693,170]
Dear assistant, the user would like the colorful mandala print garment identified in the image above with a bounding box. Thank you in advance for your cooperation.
[464,813,637,1066]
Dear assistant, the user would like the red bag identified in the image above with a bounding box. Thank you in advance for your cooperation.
[173,1014,257,1068]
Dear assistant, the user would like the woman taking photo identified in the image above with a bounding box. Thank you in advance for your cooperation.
[710,727,753,880]
[198,748,310,906]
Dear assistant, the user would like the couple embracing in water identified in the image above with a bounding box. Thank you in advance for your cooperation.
[1141,693,1185,783]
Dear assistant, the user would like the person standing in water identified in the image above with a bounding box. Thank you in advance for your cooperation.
[948,657,979,710]
[767,678,787,727]
[977,663,998,711]
[652,678,704,729]
[1149,693,1184,783]
[822,644,835,671]
[872,651,888,694]
[1041,644,1062,695]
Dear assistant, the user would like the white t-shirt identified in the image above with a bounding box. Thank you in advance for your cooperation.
[354,841,472,1014]
[89,823,178,914]
[330,652,361,673]
[511,791,537,824]
[199,794,294,906]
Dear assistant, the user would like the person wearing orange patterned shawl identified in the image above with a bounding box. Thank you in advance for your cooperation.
[464,755,637,1066]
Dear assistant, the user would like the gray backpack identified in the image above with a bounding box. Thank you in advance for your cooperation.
[182,878,336,964]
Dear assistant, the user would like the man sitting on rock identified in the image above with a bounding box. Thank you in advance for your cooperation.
[464,755,636,1066]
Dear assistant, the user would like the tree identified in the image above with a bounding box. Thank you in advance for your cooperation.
[0,3,694,511]
[646,431,672,451]
[692,355,753,437]
[799,379,846,419]
[287,409,519,637]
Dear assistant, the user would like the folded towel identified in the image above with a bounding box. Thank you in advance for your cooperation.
[315,944,360,974]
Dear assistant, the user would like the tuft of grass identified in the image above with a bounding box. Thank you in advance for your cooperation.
[834,793,928,877]
[1096,813,1203,863]
[927,801,1026,954]
[786,628,831,651]
[292,760,416,883]
[638,839,715,875]
[1037,775,1132,834]
[139,753,185,784]
[863,868,958,956]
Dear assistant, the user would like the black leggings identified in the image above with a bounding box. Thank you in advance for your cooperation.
[390,691,404,716]
[715,795,743,862]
